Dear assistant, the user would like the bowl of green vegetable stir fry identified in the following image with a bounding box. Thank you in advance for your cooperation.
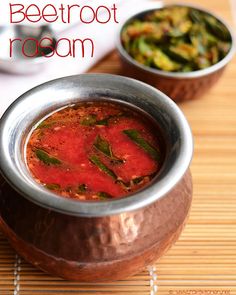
[118,4,235,101]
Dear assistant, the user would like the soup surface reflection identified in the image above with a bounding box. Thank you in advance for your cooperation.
[26,102,163,201]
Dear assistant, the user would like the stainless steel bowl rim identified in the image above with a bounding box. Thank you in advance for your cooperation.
[0,74,193,217]
[117,3,236,79]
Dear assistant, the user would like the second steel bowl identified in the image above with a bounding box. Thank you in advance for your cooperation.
[0,74,193,281]
[117,4,235,102]
[0,25,56,74]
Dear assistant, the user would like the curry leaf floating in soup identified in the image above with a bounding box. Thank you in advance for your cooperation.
[26,102,163,201]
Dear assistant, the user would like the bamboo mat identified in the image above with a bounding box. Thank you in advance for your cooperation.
[1,0,236,294]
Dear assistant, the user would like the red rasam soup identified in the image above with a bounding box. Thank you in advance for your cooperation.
[26,101,164,201]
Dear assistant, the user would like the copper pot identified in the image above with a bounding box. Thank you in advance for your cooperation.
[0,74,193,281]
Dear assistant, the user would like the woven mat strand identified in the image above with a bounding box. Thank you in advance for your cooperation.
[0,232,156,295]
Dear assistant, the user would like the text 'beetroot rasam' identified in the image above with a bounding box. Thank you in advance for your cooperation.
[26,101,164,201]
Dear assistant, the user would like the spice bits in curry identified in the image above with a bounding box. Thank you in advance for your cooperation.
[121,6,232,72]
[26,102,163,201]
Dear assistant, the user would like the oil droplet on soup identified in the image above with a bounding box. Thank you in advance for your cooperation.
[26,102,164,201]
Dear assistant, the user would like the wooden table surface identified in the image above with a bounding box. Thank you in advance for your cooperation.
[1,0,236,294]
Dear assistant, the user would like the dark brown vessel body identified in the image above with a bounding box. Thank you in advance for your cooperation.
[0,171,192,282]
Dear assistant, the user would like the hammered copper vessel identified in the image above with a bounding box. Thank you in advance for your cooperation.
[0,74,193,281]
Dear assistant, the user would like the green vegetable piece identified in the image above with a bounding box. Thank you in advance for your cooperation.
[144,56,154,67]
[168,20,192,38]
[78,184,87,193]
[182,64,194,72]
[190,35,206,55]
[80,114,97,126]
[123,129,160,162]
[45,183,60,190]
[167,28,183,38]
[189,9,202,23]
[210,46,219,64]
[97,192,113,200]
[130,37,140,57]
[96,113,123,126]
[205,31,218,45]
[165,47,189,64]
[96,118,109,126]
[94,135,124,163]
[132,176,144,185]
[94,135,113,158]
[81,113,125,127]
[153,49,181,71]
[138,37,153,56]
[121,26,131,52]
[167,43,198,63]
[204,15,231,42]
[36,121,55,129]
[35,149,62,166]
[89,155,117,180]
[94,135,111,156]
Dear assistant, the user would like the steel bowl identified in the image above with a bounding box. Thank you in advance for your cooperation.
[117,4,236,102]
[0,25,56,74]
[0,74,193,281]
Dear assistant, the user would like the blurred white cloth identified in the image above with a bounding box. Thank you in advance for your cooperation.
[0,0,162,117]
